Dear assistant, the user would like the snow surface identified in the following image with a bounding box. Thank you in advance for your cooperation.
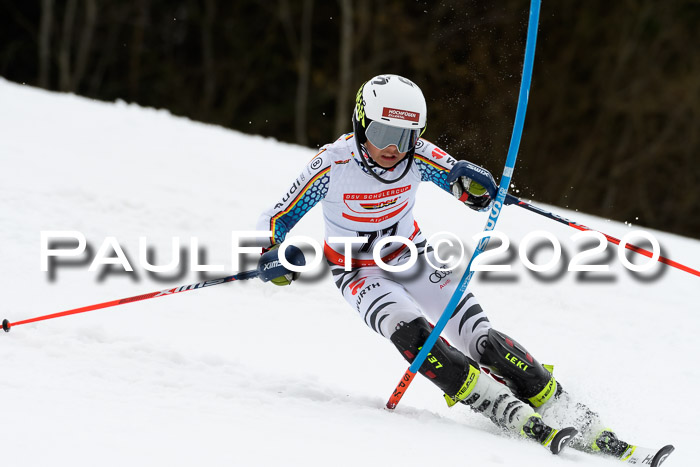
[1,77,698,466]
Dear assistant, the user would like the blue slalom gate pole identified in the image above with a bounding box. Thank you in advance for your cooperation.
[386,0,542,409]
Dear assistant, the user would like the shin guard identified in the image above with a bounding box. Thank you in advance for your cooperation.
[479,328,557,407]
[390,317,476,397]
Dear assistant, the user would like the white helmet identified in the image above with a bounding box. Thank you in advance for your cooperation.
[352,74,427,183]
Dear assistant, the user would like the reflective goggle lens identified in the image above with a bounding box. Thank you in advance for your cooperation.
[365,121,420,153]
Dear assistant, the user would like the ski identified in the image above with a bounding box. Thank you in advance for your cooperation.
[575,441,675,466]
[612,443,675,466]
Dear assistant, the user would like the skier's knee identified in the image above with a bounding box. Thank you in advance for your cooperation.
[390,317,478,397]
[479,328,558,407]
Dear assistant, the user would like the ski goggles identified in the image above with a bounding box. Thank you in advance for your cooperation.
[365,120,421,153]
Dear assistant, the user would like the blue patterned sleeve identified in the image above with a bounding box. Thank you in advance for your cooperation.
[413,139,458,194]
[256,150,331,245]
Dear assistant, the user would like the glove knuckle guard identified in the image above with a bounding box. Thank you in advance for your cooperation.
[258,244,305,283]
[447,161,497,198]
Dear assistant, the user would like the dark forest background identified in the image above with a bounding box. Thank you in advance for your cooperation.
[1,0,698,238]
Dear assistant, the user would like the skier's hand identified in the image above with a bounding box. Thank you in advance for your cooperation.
[262,244,300,286]
[451,177,492,211]
[447,161,497,212]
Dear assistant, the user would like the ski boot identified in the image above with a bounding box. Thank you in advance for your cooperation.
[446,367,578,455]
[536,383,607,449]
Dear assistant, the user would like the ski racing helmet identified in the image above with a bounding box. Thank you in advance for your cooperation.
[352,74,427,184]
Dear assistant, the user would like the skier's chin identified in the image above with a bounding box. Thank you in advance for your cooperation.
[375,154,404,167]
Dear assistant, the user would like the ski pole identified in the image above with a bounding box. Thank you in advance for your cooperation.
[504,194,700,278]
[2,245,305,333]
[385,0,541,410]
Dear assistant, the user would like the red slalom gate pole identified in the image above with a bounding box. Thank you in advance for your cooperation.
[504,194,700,278]
[2,270,259,333]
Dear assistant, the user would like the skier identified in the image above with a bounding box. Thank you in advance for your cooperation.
[256,74,626,457]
